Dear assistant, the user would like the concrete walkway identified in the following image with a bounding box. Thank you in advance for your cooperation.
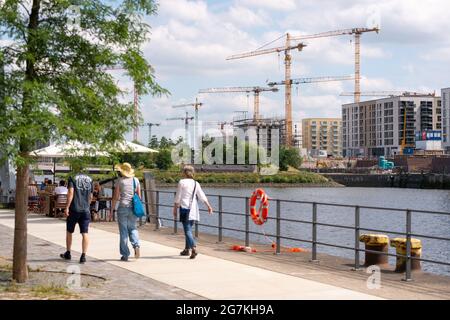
[0,210,382,300]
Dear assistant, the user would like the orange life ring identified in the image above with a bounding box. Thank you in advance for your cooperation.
[249,188,269,225]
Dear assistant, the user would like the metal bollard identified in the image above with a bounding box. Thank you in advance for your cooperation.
[311,203,318,262]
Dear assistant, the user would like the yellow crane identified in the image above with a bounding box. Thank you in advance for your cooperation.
[293,27,380,104]
[227,35,307,146]
[198,86,279,121]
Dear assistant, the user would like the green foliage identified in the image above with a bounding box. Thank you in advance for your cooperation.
[0,0,168,164]
[149,135,159,149]
[279,147,302,171]
[155,149,173,170]
[150,170,328,185]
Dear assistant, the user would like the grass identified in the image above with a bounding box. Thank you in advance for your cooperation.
[31,284,78,299]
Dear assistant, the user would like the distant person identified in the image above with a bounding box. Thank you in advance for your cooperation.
[54,180,68,216]
[90,182,106,221]
[45,179,55,193]
[27,178,38,202]
[111,163,141,262]
[54,180,68,196]
[173,165,213,259]
[60,166,93,264]
[40,178,49,190]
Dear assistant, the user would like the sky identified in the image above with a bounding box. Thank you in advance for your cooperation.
[7,0,450,143]
[124,0,450,143]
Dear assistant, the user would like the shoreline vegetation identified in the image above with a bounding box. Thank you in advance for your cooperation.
[57,168,341,187]
[147,170,341,187]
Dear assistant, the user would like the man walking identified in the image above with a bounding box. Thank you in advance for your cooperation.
[60,166,93,264]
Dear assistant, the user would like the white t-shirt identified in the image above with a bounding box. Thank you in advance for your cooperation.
[174,179,208,221]
[54,186,68,195]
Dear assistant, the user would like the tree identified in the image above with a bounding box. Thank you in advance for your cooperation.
[155,149,173,170]
[279,147,302,171]
[0,0,167,282]
[149,135,158,149]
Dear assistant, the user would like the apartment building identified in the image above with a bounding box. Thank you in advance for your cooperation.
[302,118,342,157]
[342,93,442,157]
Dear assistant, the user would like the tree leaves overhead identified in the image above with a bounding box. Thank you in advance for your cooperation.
[0,0,168,163]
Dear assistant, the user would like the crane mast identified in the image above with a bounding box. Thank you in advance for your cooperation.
[227,35,306,146]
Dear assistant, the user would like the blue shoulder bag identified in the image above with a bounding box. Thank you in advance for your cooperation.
[132,178,145,218]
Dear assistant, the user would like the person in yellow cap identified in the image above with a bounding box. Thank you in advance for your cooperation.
[111,162,141,261]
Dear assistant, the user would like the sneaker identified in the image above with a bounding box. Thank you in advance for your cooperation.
[120,256,128,262]
[60,251,71,260]
[79,254,86,264]
[190,249,198,259]
[134,247,140,259]
[180,249,190,256]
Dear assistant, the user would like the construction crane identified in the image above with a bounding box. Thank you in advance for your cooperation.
[198,86,278,121]
[227,35,307,146]
[172,98,203,151]
[166,112,194,144]
[268,75,354,86]
[292,27,380,104]
[141,122,160,146]
[340,91,435,98]
[104,66,141,141]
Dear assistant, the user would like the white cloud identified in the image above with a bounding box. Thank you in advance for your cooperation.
[236,0,296,11]
[227,6,268,28]
[158,0,209,22]
[421,47,450,62]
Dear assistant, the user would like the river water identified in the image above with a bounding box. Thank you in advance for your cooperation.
[155,187,450,276]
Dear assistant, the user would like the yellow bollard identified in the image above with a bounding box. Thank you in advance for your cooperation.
[390,238,422,272]
[359,234,389,266]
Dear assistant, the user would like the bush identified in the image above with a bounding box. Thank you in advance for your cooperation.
[155,149,173,171]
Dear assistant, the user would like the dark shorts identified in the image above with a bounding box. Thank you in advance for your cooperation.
[66,211,90,234]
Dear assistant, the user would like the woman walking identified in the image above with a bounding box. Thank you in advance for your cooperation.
[112,163,141,261]
[173,165,213,259]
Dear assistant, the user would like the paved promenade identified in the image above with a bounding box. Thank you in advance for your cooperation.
[0,210,382,300]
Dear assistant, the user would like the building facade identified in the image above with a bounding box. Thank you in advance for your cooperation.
[293,122,303,149]
[233,117,286,154]
[302,118,342,157]
[442,88,450,151]
[342,94,442,157]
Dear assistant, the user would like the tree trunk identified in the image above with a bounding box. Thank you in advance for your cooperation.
[11,0,41,284]
[12,163,29,283]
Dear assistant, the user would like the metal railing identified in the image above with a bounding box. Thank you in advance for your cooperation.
[141,188,450,281]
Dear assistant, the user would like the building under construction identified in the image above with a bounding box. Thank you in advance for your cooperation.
[232,117,286,154]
